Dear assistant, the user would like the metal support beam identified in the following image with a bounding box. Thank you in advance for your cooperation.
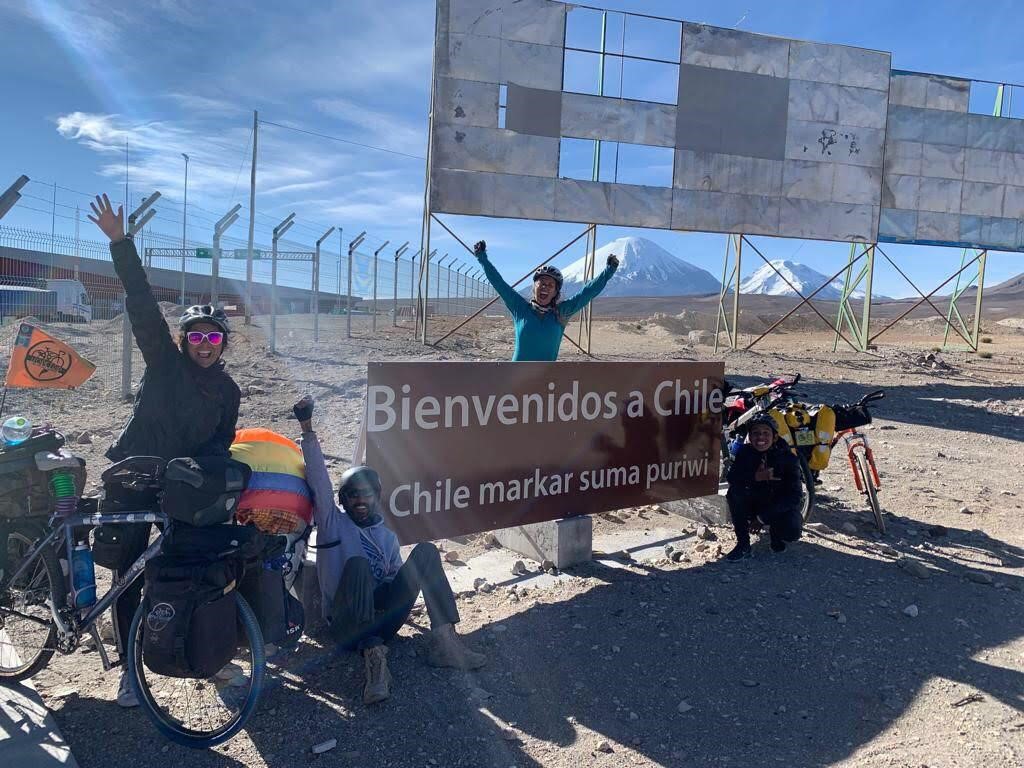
[0,175,29,220]
[212,204,241,306]
[943,248,988,351]
[372,240,389,331]
[315,226,336,342]
[393,242,410,326]
[832,243,876,352]
[714,234,742,352]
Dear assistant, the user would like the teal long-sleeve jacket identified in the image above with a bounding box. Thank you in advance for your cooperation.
[476,250,618,361]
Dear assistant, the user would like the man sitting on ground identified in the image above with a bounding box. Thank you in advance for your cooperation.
[293,396,485,705]
[724,413,803,561]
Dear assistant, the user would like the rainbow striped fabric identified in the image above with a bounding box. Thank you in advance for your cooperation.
[230,428,314,534]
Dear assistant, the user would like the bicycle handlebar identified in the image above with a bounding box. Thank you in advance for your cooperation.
[856,389,885,407]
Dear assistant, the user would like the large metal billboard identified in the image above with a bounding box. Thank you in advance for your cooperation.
[428,0,1024,253]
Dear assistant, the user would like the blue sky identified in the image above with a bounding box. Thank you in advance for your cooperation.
[1,0,1023,298]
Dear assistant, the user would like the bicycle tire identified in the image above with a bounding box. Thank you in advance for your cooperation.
[797,454,816,523]
[0,524,65,681]
[128,591,265,749]
[856,453,885,535]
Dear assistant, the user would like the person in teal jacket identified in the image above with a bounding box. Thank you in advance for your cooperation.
[473,240,619,361]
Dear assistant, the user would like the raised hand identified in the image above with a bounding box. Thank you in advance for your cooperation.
[473,240,487,257]
[293,395,315,424]
[607,253,619,269]
[87,194,124,243]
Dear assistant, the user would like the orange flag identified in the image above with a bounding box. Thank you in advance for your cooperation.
[5,323,96,390]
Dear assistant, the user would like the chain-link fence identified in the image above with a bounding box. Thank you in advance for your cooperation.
[0,223,495,421]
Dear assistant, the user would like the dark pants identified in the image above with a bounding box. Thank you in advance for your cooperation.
[727,491,802,549]
[328,542,459,651]
[112,522,154,656]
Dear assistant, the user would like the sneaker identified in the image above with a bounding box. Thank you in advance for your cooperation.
[724,544,752,562]
[116,670,139,708]
[427,624,487,670]
[362,645,392,705]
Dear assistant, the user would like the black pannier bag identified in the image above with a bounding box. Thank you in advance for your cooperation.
[831,403,873,431]
[141,555,240,678]
[239,563,305,648]
[0,431,85,520]
[161,456,251,527]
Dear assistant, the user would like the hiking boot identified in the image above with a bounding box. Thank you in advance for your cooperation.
[116,670,139,708]
[724,544,752,562]
[362,645,391,705]
[427,623,487,670]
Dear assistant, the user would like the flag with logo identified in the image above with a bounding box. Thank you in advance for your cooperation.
[5,323,96,389]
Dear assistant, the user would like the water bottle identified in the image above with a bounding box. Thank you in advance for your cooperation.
[71,541,96,608]
[1,416,32,446]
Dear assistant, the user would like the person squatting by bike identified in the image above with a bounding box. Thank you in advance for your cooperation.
[88,194,242,707]
[473,239,619,361]
[292,396,486,705]
[724,413,804,561]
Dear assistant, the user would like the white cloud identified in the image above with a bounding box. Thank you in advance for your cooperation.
[313,97,425,157]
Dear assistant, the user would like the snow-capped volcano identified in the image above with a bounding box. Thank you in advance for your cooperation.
[740,260,865,300]
[541,237,721,298]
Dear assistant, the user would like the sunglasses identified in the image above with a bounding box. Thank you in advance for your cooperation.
[186,331,224,346]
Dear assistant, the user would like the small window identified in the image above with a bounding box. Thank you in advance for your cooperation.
[621,59,679,104]
[565,7,625,54]
[622,16,681,62]
[559,137,598,181]
[559,138,673,188]
[969,81,1001,116]
[614,144,674,187]
[564,49,624,97]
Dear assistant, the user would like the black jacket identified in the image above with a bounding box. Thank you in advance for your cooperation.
[106,239,240,463]
[726,440,802,512]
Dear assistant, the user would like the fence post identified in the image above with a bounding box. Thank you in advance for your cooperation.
[315,227,336,344]
[347,232,366,338]
[120,292,132,399]
[393,242,409,326]
[372,241,389,333]
[271,213,295,354]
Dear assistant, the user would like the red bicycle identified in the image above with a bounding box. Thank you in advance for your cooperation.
[829,390,885,533]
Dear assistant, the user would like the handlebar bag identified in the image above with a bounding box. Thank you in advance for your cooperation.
[832,403,872,431]
[161,457,251,527]
[142,554,239,679]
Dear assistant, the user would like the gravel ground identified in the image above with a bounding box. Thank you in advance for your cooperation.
[16,312,1024,767]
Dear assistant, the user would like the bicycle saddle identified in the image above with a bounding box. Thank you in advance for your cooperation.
[101,456,166,486]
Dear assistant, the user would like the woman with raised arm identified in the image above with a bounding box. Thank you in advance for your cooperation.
[88,194,241,708]
[472,240,619,361]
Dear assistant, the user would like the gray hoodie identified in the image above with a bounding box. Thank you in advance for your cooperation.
[299,431,402,618]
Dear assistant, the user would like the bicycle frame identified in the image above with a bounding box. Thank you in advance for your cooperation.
[5,509,167,649]
[833,429,881,492]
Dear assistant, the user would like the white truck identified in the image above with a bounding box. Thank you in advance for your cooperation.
[46,279,92,323]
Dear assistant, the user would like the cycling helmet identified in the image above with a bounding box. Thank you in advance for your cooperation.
[533,265,563,290]
[338,465,382,505]
[179,304,231,335]
[747,413,778,433]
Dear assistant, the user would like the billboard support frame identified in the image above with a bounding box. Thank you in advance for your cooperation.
[942,249,988,352]
[833,243,876,353]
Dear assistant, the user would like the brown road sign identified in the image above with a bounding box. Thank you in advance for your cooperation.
[365,360,725,543]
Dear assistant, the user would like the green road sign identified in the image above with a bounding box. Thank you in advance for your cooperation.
[232,248,262,259]
[196,248,213,259]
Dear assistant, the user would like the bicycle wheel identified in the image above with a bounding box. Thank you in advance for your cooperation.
[0,523,65,681]
[856,453,885,535]
[797,454,817,523]
[128,592,265,749]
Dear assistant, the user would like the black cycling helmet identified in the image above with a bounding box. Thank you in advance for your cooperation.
[338,465,382,505]
[748,412,779,433]
[179,304,231,335]
[533,265,563,290]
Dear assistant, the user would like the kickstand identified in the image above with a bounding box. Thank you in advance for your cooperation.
[88,623,117,672]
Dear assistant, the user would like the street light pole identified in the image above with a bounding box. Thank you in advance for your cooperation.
[347,231,366,339]
[315,226,336,343]
[270,213,294,353]
[393,242,409,326]
[180,153,189,306]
